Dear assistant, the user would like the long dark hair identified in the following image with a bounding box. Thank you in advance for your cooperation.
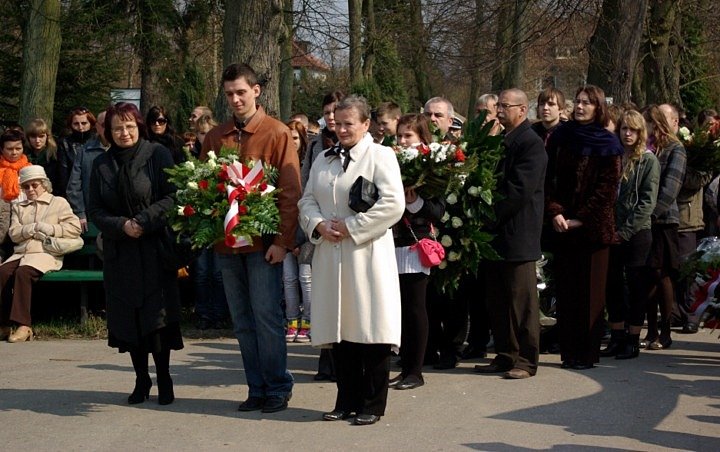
[286,120,308,162]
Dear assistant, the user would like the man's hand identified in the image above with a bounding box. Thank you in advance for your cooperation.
[80,218,89,233]
[265,244,287,264]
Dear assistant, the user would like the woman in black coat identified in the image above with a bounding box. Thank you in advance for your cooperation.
[88,102,183,406]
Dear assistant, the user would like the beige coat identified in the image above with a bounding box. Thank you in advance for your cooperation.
[299,133,404,347]
[3,192,82,273]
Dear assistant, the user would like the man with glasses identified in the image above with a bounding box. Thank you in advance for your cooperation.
[474,88,546,379]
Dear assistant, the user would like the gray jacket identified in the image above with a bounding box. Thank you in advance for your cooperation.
[66,137,108,220]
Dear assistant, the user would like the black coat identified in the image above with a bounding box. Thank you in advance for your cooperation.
[491,119,547,262]
[87,139,180,346]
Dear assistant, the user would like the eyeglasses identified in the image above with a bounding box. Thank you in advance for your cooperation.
[111,124,138,135]
[497,103,523,110]
[153,118,168,125]
[21,181,42,190]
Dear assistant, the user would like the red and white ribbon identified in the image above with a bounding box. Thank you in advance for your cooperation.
[223,160,274,248]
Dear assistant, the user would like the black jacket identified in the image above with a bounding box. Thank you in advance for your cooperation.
[491,119,547,262]
[87,139,180,346]
[393,197,446,248]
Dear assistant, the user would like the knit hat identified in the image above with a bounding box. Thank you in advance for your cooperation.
[19,165,48,185]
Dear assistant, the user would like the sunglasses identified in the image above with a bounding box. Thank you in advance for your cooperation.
[153,118,168,125]
[21,181,42,190]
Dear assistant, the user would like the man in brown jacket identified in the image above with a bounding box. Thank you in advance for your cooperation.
[201,63,301,414]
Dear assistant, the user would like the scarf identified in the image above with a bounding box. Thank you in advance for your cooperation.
[111,139,153,217]
[550,120,624,157]
[0,155,32,201]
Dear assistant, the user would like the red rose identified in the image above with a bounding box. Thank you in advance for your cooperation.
[455,150,466,162]
[183,205,196,216]
[218,167,229,181]
[237,187,247,201]
[238,205,248,216]
[259,182,268,191]
[216,182,226,193]
[419,144,430,155]
[198,180,209,190]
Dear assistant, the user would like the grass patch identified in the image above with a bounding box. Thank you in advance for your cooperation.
[31,308,236,340]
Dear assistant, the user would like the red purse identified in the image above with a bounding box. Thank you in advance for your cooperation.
[404,218,445,267]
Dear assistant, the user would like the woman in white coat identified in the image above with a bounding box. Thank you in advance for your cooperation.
[299,95,404,425]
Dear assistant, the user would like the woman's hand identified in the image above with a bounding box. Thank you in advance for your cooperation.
[566,219,583,230]
[36,222,54,236]
[552,214,569,232]
[123,219,144,238]
[330,218,350,240]
[315,220,343,243]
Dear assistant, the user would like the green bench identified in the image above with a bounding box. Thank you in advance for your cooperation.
[38,228,104,325]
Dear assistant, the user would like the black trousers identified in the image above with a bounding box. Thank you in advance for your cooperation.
[458,274,490,351]
[399,273,429,378]
[483,260,539,374]
[426,285,468,359]
[332,341,391,416]
[606,230,652,327]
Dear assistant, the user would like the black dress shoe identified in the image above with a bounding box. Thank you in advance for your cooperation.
[599,340,623,357]
[474,363,511,374]
[354,414,381,425]
[560,360,574,369]
[238,396,266,411]
[571,362,594,370]
[262,393,291,413]
[460,345,487,360]
[157,375,174,405]
[395,375,424,390]
[388,374,404,388]
[323,410,353,421]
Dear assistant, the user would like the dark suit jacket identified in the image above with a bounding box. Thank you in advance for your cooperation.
[491,119,547,262]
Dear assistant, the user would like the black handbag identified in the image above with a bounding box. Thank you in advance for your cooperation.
[348,176,378,213]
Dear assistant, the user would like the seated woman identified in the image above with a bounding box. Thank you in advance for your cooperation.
[0,166,82,342]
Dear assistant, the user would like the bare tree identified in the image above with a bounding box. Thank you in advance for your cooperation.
[640,0,681,105]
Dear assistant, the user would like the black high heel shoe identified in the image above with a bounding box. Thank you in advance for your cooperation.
[157,375,175,405]
[128,376,152,404]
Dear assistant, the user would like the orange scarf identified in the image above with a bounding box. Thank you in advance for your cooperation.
[0,155,32,201]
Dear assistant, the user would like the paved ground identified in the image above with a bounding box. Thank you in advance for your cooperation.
[1,329,720,451]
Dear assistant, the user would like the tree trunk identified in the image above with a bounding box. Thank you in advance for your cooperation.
[467,0,487,118]
[362,0,376,81]
[348,0,363,85]
[504,0,529,88]
[491,6,512,91]
[217,0,284,121]
[20,0,61,129]
[642,0,681,105]
[586,0,647,104]
[409,0,431,103]
[279,0,294,121]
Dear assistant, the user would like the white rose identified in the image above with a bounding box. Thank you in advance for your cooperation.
[184,161,195,170]
[177,206,185,216]
[468,186,479,196]
[451,217,463,228]
[207,150,217,160]
[429,142,442,153]
[460,238,471,246]
[187,181,198,190]
[441,235,453,247]
[207,159,217,169]
[448,251,460,261]
[446,193,458,204]
[441,212,450,223]
[438,260,447,269]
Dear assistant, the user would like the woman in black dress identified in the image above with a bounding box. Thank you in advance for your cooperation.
[88,102,183,405]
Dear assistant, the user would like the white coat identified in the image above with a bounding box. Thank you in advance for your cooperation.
[299,133,404,347]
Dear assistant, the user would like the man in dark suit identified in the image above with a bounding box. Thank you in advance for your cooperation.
[474,88,547,379]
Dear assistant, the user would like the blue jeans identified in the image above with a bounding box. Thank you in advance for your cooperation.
[282,253,312,321]
[218,252,294,397]
[194,248,228,322]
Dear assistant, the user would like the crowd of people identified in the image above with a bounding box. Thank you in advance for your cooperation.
[1,60,718,426]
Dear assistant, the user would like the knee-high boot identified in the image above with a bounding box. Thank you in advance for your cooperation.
[128,351,151,404]
[153,350,174,405]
